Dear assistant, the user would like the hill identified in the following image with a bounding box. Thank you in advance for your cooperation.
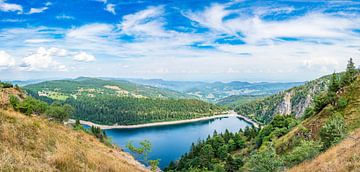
[288,127,360,172]
[24,77,193,101]
[234,75,331,124]
[24,77,224,125]
[121,78,303,103]
[0,87,148,172]
[165,59,360,172]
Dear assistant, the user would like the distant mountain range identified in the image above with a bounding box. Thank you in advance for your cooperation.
[115,78,304,102]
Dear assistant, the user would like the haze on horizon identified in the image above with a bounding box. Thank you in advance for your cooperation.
[0,0,360,82]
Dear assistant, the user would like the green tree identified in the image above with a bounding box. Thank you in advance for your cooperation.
[341,58,358,87]
[247,144,283,172]
[126,140,152,165]
[218,145,229,160]
[199,144,214,168]
[228,139,236,152]
[328,72,340,105]
[149,159,160,172]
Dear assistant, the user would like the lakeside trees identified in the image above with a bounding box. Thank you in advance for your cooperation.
[66,96,224,125]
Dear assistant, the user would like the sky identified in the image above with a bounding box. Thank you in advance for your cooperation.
[0,0,360,82]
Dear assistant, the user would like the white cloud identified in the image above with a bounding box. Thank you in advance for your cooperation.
[20,47,68,71]
[0,50,15,69]
[67,24,113,39]
[73,52,96,62]
[27,7,48,14]
[0,0,22,13]
[105,3,116,15]
[24,39,54,43]
[56,14,75,20]
[184,4,360,44]
[118,6,168,37]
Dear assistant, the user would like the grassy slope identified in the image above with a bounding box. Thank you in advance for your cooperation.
[0,88,148,172]
[289,127,360,172]
[274,76,360,171]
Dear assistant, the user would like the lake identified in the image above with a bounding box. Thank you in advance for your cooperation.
[103,116,251,169]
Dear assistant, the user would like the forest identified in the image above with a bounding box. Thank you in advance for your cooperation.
[66,96,224,125]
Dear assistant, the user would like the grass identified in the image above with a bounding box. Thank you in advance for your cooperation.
[0,109,148,172]
[288,127,360,172]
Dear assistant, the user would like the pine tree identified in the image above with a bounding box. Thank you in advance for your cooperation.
[341,58,357,86]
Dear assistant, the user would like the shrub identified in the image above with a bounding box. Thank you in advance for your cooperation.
[320,112,346,150]
[283,140,322,167]
[247,144,283,172]
[337,97,348,110]
[9,95,20,110]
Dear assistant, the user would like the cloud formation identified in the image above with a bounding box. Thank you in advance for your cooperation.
[0,0,22,13]
[74,52,96,62]
[0,50,15,69]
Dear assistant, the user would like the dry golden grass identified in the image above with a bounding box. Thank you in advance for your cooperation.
[0,109,149,172]
[288,128,360,172]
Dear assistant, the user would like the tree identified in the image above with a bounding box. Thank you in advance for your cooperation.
[199,144,214,167]
[126,140,152,165]
[228,139,236,151]
[46,104,72,122]
[328,72,340,105]
[218,145,229,160]
[247,144,283,172]
[149,159,160,172]
[341,58,358,87]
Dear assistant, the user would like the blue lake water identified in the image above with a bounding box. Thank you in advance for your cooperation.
[100,116,251,169]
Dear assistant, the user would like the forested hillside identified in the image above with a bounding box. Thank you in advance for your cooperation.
[24,77,224,125]
[123,78,303,103]
[234,74,331,124]
[66,96,224,125]
[166,59,360,172]
[24,77,193,101]
[0,85,148,172]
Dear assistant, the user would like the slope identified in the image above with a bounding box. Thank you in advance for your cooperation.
[24,77,193,100]
[0,87,148,172]
[288,127,360,172]
[235,75,331,124]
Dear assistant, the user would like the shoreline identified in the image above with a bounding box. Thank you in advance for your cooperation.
[68,111,259,130]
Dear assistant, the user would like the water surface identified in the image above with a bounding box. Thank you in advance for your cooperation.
[104,116,251,169]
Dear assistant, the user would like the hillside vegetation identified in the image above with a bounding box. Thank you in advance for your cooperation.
[235,74,331,124]
[0,87,148,172]
[166,58,360,172]
[127,78,303,103]
[24,77,224,125]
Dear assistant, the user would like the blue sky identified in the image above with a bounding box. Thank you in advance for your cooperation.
[0,0,360,82]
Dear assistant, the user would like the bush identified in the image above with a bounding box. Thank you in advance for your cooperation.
[320,112,346,150]
[0,82,13,88]
[283,140,322,167]
[9,95,20,110]
[45,103,74,122]
[247,144,283,172]
[337,97,348,110]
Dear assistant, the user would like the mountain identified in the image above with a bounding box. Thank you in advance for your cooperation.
[24,77,224,125]
[24,77,194,100]
[216,95,266,107]
[0,86,147,172]
[121,78,303,102]
[166,65,360,172]
[234,75,331,124]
